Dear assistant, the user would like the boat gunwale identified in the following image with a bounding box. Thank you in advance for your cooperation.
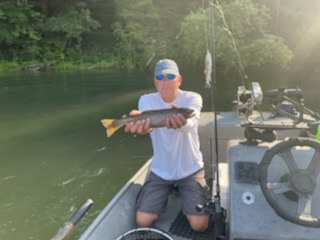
[79,159,152,240]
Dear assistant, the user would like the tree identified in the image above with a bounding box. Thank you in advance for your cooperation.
[112,0,293,71]
[0,0,44,60]
[112,0,163,68]
[45,8,100,53]
[33,0,101,61]
[251,0,320,83]
[0,0,101,63]
[112,0,197,68]
[176,0,293,70]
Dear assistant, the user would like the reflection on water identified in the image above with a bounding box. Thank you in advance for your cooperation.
[0,68,319,239]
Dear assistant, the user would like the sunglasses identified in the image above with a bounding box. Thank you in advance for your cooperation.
[155,74,176,81]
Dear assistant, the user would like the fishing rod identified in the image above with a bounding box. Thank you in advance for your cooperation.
[196,3,225,238]
[209,0,225,239]
[51,199,93,240]
[198,1,230,238]
[208,0,219,198]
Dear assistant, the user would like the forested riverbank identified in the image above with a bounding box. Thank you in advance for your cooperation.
[1,2,320,239]
[0,0,320,80]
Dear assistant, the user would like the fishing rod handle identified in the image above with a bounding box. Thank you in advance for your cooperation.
[70,198,93,225]
[51,222,74,240]
[51,199,93,240]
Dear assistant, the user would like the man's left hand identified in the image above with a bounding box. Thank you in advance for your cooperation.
[166,113,187,129]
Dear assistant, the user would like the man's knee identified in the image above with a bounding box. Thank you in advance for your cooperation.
[136,211,159,227]
[187,215,209,232]
[190,222,208,232]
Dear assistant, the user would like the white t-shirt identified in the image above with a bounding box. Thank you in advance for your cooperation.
[138,89,203,180]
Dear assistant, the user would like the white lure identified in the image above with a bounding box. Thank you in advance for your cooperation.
[204,50,212,88]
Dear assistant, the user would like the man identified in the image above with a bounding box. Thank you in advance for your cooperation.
[125,59,209,232]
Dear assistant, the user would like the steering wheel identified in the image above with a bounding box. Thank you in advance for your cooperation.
[259,138,320,227]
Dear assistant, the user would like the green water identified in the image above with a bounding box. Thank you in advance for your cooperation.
[0,70,156,240]
[0,69,319,240]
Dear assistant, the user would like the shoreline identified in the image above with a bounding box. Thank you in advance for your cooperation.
[0,59,123,73]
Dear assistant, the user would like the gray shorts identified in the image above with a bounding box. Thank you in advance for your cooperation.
[136,169,210,216]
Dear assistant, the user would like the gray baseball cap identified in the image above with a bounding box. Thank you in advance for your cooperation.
[154,59,180,76]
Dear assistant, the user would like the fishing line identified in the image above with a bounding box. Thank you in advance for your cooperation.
[275,0,281,32]
[202,0,210,52]
[214,0,247,88]
[215,0,265,120]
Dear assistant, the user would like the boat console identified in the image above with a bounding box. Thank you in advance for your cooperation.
[227,138,320,240]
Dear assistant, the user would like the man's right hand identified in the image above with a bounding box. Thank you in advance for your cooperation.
[124,110,152,135]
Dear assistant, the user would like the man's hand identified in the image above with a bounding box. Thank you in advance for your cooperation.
[166,104,187,129]
[124,110,152,135]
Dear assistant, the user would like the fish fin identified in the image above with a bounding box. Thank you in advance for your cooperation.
[122,114,127,118]
[101,119,120,137]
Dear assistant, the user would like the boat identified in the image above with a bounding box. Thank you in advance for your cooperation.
[77,84,320,240]
[71,2,320,238]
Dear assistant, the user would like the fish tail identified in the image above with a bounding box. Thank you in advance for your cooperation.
[101,119,120,137]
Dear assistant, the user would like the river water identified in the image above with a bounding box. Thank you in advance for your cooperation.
[0,69,319,240]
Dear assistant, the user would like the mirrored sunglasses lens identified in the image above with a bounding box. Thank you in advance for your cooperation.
[156,75,164,81]
[167,74,176,80]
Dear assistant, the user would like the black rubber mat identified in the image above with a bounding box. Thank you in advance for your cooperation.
[169,211,215,240]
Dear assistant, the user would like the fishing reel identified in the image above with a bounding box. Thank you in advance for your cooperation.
[196,199,215,214]
[196,196,227,240]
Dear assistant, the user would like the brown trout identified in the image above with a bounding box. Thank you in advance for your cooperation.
[101,108,195,137]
